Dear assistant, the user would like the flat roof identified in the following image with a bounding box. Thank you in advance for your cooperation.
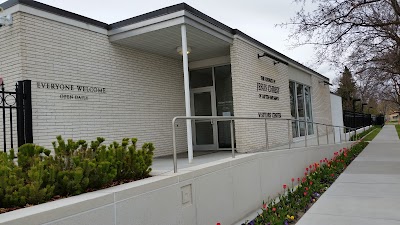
[0,0,329,81]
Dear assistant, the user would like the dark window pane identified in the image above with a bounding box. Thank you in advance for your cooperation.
[214,65,234,148]
[195,122,214,145]
[289,81,297,119]
[297,83,305,136]
[305,86,314,135]
[190,68,213,88]
[193,92,212,116]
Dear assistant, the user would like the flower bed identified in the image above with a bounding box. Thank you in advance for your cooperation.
[0,136,154,213]
[243,141,369,225]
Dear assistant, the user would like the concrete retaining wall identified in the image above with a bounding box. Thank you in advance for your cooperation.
[0,142,352,225]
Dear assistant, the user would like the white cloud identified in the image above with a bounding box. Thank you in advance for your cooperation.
[0,0,338,80]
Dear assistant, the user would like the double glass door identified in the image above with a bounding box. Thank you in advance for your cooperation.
[190,65,234,150]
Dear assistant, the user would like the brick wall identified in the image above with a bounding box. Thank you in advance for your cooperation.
[231,38,291,152]
[14,12,187,156]
[311,76,333,135]
[0,12,23,151]
[231,38,333,152]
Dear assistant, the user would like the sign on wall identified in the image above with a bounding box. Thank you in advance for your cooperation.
[36,82,106,101]
[258,112,282,118]
[256,76,282,118]
[257,75,280,101]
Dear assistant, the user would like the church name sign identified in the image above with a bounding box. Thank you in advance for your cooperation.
[257,76,280,101]
[36,82,106,101]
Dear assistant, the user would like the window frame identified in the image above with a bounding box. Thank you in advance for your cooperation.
[289,80,314,138]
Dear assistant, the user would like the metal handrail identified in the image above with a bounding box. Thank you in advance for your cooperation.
[172,116,361,173]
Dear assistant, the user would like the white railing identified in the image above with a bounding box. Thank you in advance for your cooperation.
[172,116,358,173]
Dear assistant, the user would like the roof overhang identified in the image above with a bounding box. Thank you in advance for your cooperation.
[108,10,233,62]
[0,1,331,80]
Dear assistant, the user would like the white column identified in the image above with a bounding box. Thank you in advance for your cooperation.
[181,24,193,163]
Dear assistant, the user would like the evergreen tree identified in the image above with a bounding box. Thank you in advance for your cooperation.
[336,67,357,111]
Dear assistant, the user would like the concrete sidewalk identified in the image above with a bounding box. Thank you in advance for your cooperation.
[297,125,400,225]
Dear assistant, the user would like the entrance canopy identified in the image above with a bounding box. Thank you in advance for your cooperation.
[107,4,235,163]
[108,4,233,61]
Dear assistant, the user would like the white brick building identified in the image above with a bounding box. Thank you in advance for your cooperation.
[0,0,333,157]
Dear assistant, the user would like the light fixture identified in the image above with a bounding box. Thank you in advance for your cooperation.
[319,81,332,86]
[176,46,192,55]
[257,52,288,65]
[0,14,13,27]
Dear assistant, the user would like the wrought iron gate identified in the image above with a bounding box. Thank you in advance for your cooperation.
[0,80,32,152]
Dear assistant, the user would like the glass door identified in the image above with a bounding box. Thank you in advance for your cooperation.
[191,87,218,150]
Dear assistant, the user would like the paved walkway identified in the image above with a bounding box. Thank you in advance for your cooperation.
[297,125,400,225]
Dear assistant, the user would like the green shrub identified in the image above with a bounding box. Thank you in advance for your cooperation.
[0,136,154,209]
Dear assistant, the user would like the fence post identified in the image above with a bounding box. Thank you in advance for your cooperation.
[1,82,6,152]
[23,80,33,143]
[16,81,25,147]
[288,120,291,149]
[355,129,357,141]
[231,120,235,158]
[305,121,308,147]
[339,127,342,143]
[316,124,320,146]
[326,125,329,145]
[172,119,177,173]
[333,126,336,144]
[264,119,269,151]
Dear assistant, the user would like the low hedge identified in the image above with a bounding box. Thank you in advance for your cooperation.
[0,136,154,209]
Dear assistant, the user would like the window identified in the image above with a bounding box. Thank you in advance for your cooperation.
[289,81,314,138]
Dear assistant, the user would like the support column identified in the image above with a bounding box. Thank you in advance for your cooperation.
[181,24,193,163]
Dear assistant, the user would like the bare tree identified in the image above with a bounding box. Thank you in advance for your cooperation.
[284,0,400,112]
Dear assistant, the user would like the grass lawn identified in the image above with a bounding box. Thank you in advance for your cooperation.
[396,125,400,140]
[362,127,382,141]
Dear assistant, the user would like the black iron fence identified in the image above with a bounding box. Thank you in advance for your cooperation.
[343,110,384,130]
[343,111,371,130]
[0,80,33,152]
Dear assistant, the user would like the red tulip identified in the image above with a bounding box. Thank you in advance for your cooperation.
[291,178,295,182]
[272,207,276,212]
[217,223,221,225]
[305,187,309,191]
[310,181,313,185]
[297,177,300,182]
[304,192,307,196]
[309,165,312,169]
[331,173,334,177]
[306,168,309,172]
[304,172,307,176]
[283,184,287,189]
[263,203,267,209]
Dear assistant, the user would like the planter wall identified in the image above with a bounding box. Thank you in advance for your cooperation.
[0,142,352,225]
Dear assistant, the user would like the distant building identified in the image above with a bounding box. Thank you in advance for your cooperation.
[388,111,400,123]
